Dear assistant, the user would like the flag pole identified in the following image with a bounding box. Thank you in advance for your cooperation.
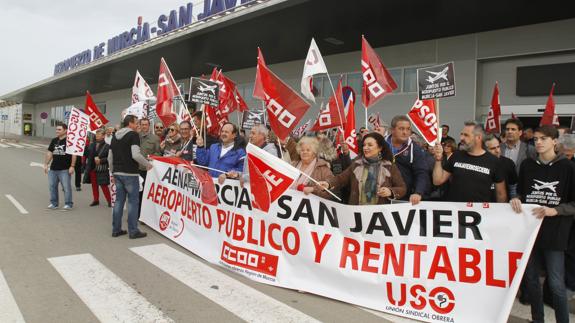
[277,137,284,160]
[435,99,441,144]
[297,172,342,202]
[326,74,345,133]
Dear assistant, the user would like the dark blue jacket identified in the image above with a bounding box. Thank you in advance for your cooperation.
[385,136,431,199]
[196,143,246,177]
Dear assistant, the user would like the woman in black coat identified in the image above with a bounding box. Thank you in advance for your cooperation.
[85,128,111,207]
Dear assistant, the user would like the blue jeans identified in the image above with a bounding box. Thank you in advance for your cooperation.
[48,170,73,207]
[112,175,140,235]
[524,248,569,323]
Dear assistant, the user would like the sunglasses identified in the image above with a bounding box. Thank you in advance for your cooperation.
[169,128,176,132]
[155,127,163,130]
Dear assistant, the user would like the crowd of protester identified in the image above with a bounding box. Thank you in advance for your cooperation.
[44,111,575,323]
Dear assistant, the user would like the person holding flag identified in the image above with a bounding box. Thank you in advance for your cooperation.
[318,132,406,205]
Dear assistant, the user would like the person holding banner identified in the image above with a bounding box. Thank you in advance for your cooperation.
[433,121,507,203]
[385,115,431,205]
[45,123,77,210]
[138,118,161,218]
[175,121,195,161]
[318,132,406,205]
[290,136,334,200]
[196,122,246,178]
[510,125,575,323]
[108,115,152,239]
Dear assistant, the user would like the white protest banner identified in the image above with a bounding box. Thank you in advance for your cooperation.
[65,107,90,156]
[406,99,439,146]
[141,159,542,323]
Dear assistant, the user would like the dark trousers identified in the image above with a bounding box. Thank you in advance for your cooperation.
[524,248,569,323]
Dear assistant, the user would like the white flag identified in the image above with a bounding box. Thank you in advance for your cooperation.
[301,38,328,102]
[132,70,156,104]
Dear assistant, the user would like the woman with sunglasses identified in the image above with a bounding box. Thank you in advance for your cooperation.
[160,124,183,157]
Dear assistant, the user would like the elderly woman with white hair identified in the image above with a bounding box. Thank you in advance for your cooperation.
[291,136,334,200]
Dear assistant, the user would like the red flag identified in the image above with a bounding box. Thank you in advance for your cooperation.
[149,156,217,206]
[343,93,359,157]
[406,99,439,146]
[511,112,518,120]
[540,83,560,126]
[205,105,226,137]
[247,156,271,212]
[155,58,180,126]
[246,144,300,211]
[85,91,109,131]
[485,83,501,133]
[253,48,267,100]
[254,50,311,140]
[361,36,397,108]
[234,87,249,112]
[310,78,345,131]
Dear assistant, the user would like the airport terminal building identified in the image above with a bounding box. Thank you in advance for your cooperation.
[1,0,574,137]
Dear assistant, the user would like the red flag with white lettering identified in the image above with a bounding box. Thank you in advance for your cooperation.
[155,58,180,126]
[485,83,501,133]
[343,93,359,157]
[254,50,311,140]
[253,48,267,100]
[361,36,397,108]
[310,78,345,131]
[85,91,109,131]
[406,99,439,146]
[246,143,301,212]
[540,83,560,126]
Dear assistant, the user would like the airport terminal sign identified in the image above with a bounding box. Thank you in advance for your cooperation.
[54,0,257,75]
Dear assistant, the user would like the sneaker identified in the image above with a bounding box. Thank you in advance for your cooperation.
[129,231,147,239]
[89,201,100,207]
[112,230,127,237]
[76,187,81,191]
[47,204,58,210]
[61,205,73,211]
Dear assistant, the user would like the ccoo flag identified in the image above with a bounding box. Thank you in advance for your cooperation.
[485,82,501,133]
[155,58,181,127]
[361,36,397,108]
[85,91,109,131]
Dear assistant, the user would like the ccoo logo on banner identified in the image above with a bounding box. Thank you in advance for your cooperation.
[141,158,542,323]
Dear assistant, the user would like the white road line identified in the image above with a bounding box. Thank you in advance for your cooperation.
[29,162,44,168]
[0,143,9,148]
[48,253,173,323]
[5,195,29,215]
[20,143,43,149]
[0,270,26,323]
[131,244,320,323]
[5,143,24,148]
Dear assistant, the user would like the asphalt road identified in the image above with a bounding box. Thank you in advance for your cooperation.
[0,137,570,323]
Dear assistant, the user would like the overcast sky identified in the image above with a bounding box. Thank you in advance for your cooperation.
[0,0,202,96]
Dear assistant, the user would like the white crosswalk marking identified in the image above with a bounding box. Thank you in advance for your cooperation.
[0,270,26,323]
[48,253,173,323]
[0,143,9,148]
[131,244,320,323]
[5,143,24,148]
[20,143,41,148]
[5,195,29,214]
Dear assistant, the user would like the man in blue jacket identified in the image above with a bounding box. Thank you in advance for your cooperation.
[196,122,246,179]
[385,115,431,204]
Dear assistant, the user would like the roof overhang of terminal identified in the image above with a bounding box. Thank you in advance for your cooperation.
[3,0,575,104]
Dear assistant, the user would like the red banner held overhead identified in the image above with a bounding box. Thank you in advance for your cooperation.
[540,83,560,126]
[361,36,397,108]
[85,91,109,131]
[310,78,345,131]
[155,58,180,127]
[406,99,439,146]
[485,83,501,134]
[253,49,311,140]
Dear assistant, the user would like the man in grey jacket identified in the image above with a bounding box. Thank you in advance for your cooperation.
[501,118,536,174]
[108,115,153,239]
